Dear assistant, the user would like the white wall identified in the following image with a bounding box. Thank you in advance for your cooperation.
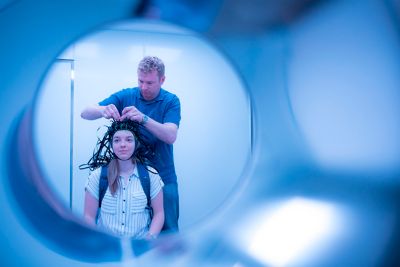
[33,60,73,208]
[33,20,251,231]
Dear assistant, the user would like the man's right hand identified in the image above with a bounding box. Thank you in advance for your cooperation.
[102,104,121,120]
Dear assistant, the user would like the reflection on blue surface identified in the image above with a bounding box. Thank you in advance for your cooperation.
[242,197,346,266]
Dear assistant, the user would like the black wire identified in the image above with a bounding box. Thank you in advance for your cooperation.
[79,119,160,174]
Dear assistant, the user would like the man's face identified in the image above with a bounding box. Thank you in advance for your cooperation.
[138,70,165,101]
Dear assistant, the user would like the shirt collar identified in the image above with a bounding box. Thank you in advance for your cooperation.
[118,166,139,179]
[138,88,166,104]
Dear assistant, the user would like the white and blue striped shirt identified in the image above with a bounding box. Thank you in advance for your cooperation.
[85,166,164,238]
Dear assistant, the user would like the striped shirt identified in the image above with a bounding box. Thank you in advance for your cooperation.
[85,166,164,238]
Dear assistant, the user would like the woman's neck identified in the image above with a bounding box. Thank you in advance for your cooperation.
[118,159,135,174]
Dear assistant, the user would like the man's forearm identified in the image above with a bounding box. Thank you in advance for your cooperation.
[81,105,104,120]
[144,118,178,144]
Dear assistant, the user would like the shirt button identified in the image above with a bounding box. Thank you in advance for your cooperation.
[122,223,124,226]
[123,188,125,190]
[122,211,125,213]
[123,199,126,202]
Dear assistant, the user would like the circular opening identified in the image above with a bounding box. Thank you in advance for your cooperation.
[32,19,252,245]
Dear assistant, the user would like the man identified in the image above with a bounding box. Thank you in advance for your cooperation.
[81,56,181,233]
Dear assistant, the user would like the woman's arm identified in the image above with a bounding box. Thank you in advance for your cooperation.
[146,190,164,239]
[84,191,99,226]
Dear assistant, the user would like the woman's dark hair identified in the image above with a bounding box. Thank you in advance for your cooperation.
[79,119,157,172]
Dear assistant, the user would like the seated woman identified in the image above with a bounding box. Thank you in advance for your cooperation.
[80,119,164,240]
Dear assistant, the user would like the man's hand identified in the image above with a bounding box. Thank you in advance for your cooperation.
[120,106,145,123]
[102,104,121,120]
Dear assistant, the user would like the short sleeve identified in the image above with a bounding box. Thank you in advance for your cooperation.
[164,95,181,127]
[98,89,128,115]
[149,171,164,199]
[85,168,101,200]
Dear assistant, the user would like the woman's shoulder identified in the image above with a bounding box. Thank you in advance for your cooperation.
[146,167,162,181]
[145,165,157,173]
[88,167,102,179]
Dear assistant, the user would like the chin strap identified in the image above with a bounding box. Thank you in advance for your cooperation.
[112,152,134,162]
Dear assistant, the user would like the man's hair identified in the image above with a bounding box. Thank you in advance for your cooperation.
[138,56,165,78]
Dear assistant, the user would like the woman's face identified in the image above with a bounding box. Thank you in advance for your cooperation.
[112,130,136,160]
